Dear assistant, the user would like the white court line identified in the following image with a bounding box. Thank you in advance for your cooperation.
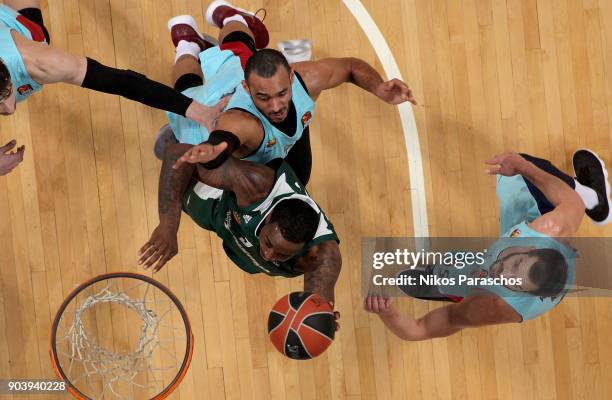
[341,0,429,237]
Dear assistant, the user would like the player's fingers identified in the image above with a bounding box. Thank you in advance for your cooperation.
[15,145,25,160]
[172,157,187,170]
[385,297,393,308]
[484,154,503,165]
[139,244,159,266]
[215,95,231,111]
[194,142,227,162]
[370,295,380,313]
[152,251,173,273]
[143,249,163,269]
[405,89,418,105]
[485,165,501,175]
[391,79,409,92]
[173,147,200,168]
[212,141,228,155]
[376,295,387,311]
[138,240,154,257]
[0,139,16,153]
[364,295,372,311]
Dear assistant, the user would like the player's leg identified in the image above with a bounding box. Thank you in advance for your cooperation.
[167,15,219,90]
[571,150,611,225]
[172,55,203,92]
[205,0,268,49]
[4,0,50,43]
[156,16,212,160]
[520,152,610,224]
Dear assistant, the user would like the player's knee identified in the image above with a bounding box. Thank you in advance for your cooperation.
[220,30,256,53]
[173,73,204,92]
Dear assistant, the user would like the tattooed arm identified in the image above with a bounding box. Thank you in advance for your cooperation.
[138,143,194,272]
[297,241,342,304]
[174,144,276,208]
[159,143,196,229]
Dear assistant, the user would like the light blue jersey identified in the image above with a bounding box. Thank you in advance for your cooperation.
[0,4,44,102]
[225,74,315,164]
[166,46,315,164]
[432,174,576,321]
[166,46,243,144]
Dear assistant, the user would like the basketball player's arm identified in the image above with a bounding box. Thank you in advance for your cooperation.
[486,152,584,236]
[14,33,225,130]
[292,58,416,104]
[4,1,38,10]
[298,241,342,304]
[214,110,265,156]
[138,143,195,271]
[173,142,275,207]
[365,293,521,341]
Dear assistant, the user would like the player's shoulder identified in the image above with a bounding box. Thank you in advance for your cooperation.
[296,240,341,273]
[218,109,262,132]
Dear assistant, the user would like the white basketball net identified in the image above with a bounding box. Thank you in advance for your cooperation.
[56,283,181,399]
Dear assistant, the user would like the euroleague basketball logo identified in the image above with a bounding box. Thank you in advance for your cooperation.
[510,229,521,238]
[301,111,312,127]
[266,138,277,148]
[17,84,33,96]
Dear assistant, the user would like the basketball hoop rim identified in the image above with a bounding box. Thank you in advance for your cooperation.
[49,272,194,400]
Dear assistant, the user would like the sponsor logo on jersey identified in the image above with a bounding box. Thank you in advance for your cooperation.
[232,211,241,224]
[224,211,232,229]
[17,84,33,96]
[243,214,252,224]
[510,229,521,238]
[301,111,312,127]
[266,138,277,148]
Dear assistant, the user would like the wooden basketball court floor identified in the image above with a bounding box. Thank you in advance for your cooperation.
[0,0,611,399]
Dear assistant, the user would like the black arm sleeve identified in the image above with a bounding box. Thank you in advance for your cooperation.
[81,57,193,116]
[199,130,242,169]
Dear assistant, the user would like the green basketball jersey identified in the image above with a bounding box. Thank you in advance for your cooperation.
[183,161,338,277]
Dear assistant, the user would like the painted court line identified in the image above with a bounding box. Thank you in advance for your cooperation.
[341,0,429,237]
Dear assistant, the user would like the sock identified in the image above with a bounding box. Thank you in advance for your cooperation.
[223,15,248,27]
[574,180,599,209]
[174,40,201,63]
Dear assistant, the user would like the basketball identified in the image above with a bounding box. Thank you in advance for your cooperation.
[268,292,336,360]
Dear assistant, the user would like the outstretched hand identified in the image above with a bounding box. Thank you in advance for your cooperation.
[138,225,179,273]
[172,141,228,170]
[484,152,527,176]
[0,140,25,176]
[375,79,417,105]
[185,96,231,131]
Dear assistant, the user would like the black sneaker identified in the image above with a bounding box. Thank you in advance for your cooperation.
[572,149,611,225]
[154,124,178,160]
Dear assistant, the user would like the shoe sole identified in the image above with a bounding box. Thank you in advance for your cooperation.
[205,0,234,27]
[168,15,202,36]
[572,148,612,226]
